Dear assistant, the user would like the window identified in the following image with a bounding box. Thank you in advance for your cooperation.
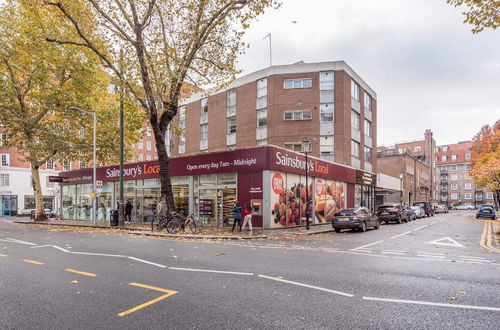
[351,140,360,158]
[319,71,334,90]
[464,183,472,189]
[351,111,360,130]
[442,146,448,152]
[450,193,458,200]
[79,161,86,169]
[450,184,457,190]
[200,124,208,140]
[201,98,208,114]
[364,119,371,137]
[283,110,312,121]
[0,174,9,186]
[284,78,312,89]
[451,174,458,180]
[1,153,10,167]
[364,146,372,163]
[46,161,54,170]
[138,154,143,161]
[414,146,421,152]
[465,152,471,160]
[146,155,152,161]
[137,141,143,150]
[256,139,267,146]
[146,127,152,137]
[451,154,457,161]
[406,165,414,175]
[464,164,470,170]
[463,172,469,180]
[320,104,334,123]
[351,80,359,100]
[79,127,86,139]
[464,193,472,200]
[227,90,236,116]
[227,117,236,134]
[486,192,494,199]
[450,164,457,171]
[46,177,54,188]
[364,93,371,111]
[256,78,267,109]
[146,140,152,151]
[284,143,302,152]
[441,155,447,161]
[178,106,186,128]
[0,133,9,146]
[257,109,267,127]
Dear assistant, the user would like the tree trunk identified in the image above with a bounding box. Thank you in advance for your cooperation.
[153,128,175,214]
[31,165,48,222]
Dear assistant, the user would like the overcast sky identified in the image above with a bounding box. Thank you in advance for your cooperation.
[236,0,500,146]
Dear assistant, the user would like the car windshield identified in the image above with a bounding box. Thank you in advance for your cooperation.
[378,206,395,210]
[480,206,493,211]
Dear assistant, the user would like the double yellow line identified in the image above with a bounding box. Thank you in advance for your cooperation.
[480,221,500,253]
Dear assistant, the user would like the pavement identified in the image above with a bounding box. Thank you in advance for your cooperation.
[1,210,499,329]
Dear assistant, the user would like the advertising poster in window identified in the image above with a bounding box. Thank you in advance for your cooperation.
[314,179,346,223]
[270,171,313,228]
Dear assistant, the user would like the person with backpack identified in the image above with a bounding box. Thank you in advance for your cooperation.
[232,202,242,232]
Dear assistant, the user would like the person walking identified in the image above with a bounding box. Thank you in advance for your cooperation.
[232,202,242,232]
[241,203,253,231]
[125,199,133,222]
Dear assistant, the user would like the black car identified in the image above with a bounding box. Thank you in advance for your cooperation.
[376,205,408,224]
[412,201,434,217]
[332,207,380,233]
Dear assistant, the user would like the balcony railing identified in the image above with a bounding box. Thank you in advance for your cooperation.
[440,168,448,174]
[441,188,448,192]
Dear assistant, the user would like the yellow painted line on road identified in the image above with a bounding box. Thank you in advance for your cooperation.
[22,259,44,265]
[118,282,177,317]
[0,253,6,257]
[480,221,500,254]
[65,268,97,277]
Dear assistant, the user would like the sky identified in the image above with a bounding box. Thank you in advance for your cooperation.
[236,0,500,146]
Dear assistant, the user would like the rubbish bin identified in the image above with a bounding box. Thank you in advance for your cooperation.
[110,209,119,227]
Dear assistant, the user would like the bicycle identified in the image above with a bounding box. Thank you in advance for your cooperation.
[165,213,204,235]
[156,212,183,231]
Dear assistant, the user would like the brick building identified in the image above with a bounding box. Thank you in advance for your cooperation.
[436,141,495,207]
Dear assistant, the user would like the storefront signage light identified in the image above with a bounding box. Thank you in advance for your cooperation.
[275,151,328,175]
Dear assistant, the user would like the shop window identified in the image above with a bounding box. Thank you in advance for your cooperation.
[218,172,236,185]
[200,174,217,186]
[0,174,9,186]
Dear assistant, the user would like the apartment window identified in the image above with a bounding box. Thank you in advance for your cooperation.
[351,140,360,158]
[227,90,236,117]
[364,119,371,137]
[256,139,267,146]
[463,172,469,180]
[283,110,312,121]
[227,117,236,134]
[146,155,152,161]
[178,106,186,128]
[63,161,71,171]
[450,193,458,200]
[256,78,267,109]
[146,127,152,137]
[364,146,372,163]
[465,152,471,160]
[464,164,470,170]
[138,154,143,161]
[46,177,54,188]
[364,93,371,111]
[351,111,360,130]
[200,124,208,140]
[414,146,421,152]
[464,193,472,200]
[464,183,472,189]
[406,165,414,175]
[320,104,334,123]
[46,160,54,170]
[1,153,10,167]
[320,71,334,90]
[451,174,458,180]
[450,164,457,171]
[257,109,267,127]
[79,127,86,139]
[450,184,458,190]
[0,133,9,146]
[442,146,448,152]
[201,98,208,114]
[137,142,143,150]
[284,143,302,152]
[441,155,447,161]
[146,140,152,151]
[283,78,312,89]
[451,154,457,161]
[486,192,494,199]
[0,174,9,186]
[79,161,86,169]
[351,80,359,100]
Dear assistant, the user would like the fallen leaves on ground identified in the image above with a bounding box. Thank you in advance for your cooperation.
[449,296,457,301]
[71,280,78,284]
[458,291,467,295]
[171,255,177,259]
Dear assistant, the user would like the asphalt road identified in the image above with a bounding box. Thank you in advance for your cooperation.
[1,211,499,329]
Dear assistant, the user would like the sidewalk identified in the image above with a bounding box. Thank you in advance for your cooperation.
[7,217,334,240]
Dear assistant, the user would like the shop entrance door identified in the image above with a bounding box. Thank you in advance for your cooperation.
[218,188,236,227]
[2,199,12,217]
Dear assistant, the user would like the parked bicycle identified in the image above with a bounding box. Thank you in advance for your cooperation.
[165,213,204,235]
[156,212,184,231]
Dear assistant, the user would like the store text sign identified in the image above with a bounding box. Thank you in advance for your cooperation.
[274,151,329,176]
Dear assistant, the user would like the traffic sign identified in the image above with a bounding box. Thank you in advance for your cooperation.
[96,180,103,188]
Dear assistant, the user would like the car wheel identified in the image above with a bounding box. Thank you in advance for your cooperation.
[374,220,380,230]
[359,222,367,232]
[335,228,341,233]
[476,216,479,219]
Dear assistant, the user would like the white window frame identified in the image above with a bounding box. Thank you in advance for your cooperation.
[146,127,152,137]
[283,110,312,121]
[0,173,9,186]
[364,146,372,164]
[351,110,360,130]
[257,109,267,128]
[63,161,71,171]
[450,174,458,180]
[450,164,457,171]
[146,140,152,151]
[284,143,302,152]
[201,98,208,114]
[46,160,54,170]
[1,153,10,167]
[79,161,86,169]
[414,146,421,152]
[351,80,359,100]
[46,176,54,188]
[364,93,371,111]
[319,71,334,90]
[200,123,208,141]
[283,78,312,89]
[227,116,236,134]
[227,90,236,117]
[451,154,457,161]
[442,146,448,152]
[351,140,360,158]
[138,154,143,161]
[441,155,447,161]
[486,192,494,199]
[364,119,371,137]
[465,152,471,160]
[450,184,458,190]
[464,193,472,200]
[450,193,458,200]
[464,183,472,190]
[320,104,334,123]
[137,142,143,150]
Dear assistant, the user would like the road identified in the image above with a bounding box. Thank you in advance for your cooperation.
[1,211,499,329]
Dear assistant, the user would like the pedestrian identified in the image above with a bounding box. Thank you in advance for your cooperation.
[156,197,166,219]
[232,202,242,232]
[241,203,253,231]
[99,202,107,221]
[125,199,133,222]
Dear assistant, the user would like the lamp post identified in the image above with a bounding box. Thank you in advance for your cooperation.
[70,107,97,227]
[301,137,312,230]
[399,173,403,205]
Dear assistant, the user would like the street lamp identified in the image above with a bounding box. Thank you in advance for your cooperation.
[399,173,403,205]
[301,137,312,230]
[70,107,97,227]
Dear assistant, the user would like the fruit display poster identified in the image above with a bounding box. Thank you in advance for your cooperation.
[270,171,314,228]
[314,179,346,223]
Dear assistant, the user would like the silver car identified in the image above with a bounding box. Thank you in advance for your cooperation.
[411,205,426,219]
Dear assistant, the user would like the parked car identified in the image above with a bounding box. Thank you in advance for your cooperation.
[376,204,408,224]
[411,205,426,219]
[476,205,496,220]
[403,206,417,221]
[412,201,434,217]
[434,204,449,214]
[452,204,475,210]
[332,207,380,233]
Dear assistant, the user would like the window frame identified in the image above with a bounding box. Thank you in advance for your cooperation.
[283,78,312,90]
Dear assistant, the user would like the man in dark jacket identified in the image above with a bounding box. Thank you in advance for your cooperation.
[125,199,133,222]
[232,202,242,232]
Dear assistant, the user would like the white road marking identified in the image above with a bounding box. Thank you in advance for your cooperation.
[461,259,491,263]
[52,245,70,253]
[459,256,486,260]
[362,296,500,312]
[1,238,37,246]
[338,251,389,258]
[127,256,167,268]
[352,240,384,250]
[390,231,411,239]
[416,252,445,256]
[170,267,254,276]
[426,237,465,248]
[417,254,445,259]
[382,251,405,255]
[429,221,438,225]
[413,225,428,231]
[393,256,451,263]
[30,245,52,248]
[258,274,354,297]
[70,251,126,258]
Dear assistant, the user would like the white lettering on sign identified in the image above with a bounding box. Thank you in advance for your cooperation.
[275,151,314,172]
[186,158,256,172]
[105,165,143,178]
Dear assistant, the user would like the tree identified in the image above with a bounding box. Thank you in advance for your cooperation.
[40,0,280,214]
[470,120,500,209]
[447,0,500,33]
[0,0,144,221]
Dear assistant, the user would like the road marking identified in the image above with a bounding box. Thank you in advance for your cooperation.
[127,256,167,268]
[382,251,405,255]
[23,259,44,265]
[338,251,389,258]
[0,253,6,257]
[169,267,254,276]
[352,240,384,250]
[383,249,406,253]
[429,221,438,225]
[65,268,97,277]
[258,274,354,297]
[31,245,52,248]
[413,225,428,231]
[393,256,451,263]
[362,296,500,312]
[426,237,465,248]
[459,255,486,260]
[390,231,411,239]
[417,254,445,259]
[0,238,37,246]
[118,282,177,317]
[70,251,126,258]
[461,259,491,263]
[30,245,71,253]
[53,245,71,253]
[416,252,445,256]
